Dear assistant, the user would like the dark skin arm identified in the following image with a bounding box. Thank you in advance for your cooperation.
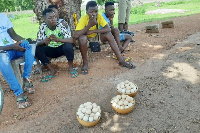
[0,28,25,51]
[74,15,111,38]
[37,35,73,46]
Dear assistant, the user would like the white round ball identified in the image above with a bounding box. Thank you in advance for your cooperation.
[89,116,94,122]
[96,112,101,117]
[121,89,126,93]
[94,115,99,121]
[83,115,89,121]
[126,90,131,94]
[86,109,91,114]
[92,108,98,113]
[78,113,84,119]
[124,100,129,106]
[81,108,86,113]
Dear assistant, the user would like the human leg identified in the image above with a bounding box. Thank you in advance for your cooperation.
[124,0,132,31]
[0,51,31,108]
[78,35,89,74]
[121,34,132,51]
[35,46,57,76]
[118,0,127,31]
[111,28,123,52]
[60,43,78,77]
[100,32,135,69]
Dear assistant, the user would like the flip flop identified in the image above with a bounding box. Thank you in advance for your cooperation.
[81,69,88,75]
[70,69,79,78]
[41,75,55,82]
[113,54,132,62]
[120,62,136,69]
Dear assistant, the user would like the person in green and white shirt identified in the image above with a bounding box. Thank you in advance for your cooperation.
[36,8,78,80]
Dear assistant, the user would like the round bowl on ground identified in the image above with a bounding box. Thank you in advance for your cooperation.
[111,104,135,114]
[117,84,138,97]
[76,116,100,127]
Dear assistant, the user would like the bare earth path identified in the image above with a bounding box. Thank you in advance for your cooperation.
[0,13,200,133]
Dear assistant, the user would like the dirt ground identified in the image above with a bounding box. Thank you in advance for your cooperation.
[0,13,200,133]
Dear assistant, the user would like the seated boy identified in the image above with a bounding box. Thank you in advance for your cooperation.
[35,8,78,79]
[74,1,135,74]
[0,13,35,109]
[102,2,133,54]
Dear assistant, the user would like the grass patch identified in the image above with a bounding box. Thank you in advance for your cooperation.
[11,14,39,40]
[11,0,200,39]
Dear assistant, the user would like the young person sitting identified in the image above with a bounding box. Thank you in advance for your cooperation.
[73,1,136,74]
[102,2,133,60]
[0,13,35,109]
[35,8,78,80]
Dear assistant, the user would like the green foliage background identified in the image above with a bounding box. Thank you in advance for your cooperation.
[0,0,34,12]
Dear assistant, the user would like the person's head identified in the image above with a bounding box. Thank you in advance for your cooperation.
[86,1,98,18]
[105,2,115,18]
[48,5,59,20]
[42,8,57,27]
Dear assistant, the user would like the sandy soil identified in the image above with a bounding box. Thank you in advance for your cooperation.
[0,13,200,133]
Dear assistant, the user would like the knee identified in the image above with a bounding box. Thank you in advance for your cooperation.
[63,43,74,51]
[0,53,9,67]
[78,35,87,46]
[112,28,120,35]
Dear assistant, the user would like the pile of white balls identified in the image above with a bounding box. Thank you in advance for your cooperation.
[111,95,135,110]
[77,102,101,122]
[117,80,138,94]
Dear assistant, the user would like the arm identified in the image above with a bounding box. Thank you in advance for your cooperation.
[87,24,111,35]
[50,35,73,43]
[74,15,97,39]
[74,24,93,39]
[7,28,24,42]
[0,42,25,52]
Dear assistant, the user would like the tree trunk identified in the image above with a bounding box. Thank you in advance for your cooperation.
[33,0,82,34]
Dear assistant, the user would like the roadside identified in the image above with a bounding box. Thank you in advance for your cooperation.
[0,13,200,133]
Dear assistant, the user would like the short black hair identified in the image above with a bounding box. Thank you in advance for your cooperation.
[105,2,114,8]
[86,1,97,11]
[48,5,58,9]
[42,8,54,16]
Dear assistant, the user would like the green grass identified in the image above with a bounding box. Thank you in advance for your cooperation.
[11,14,39,40]
[11,0,200,39]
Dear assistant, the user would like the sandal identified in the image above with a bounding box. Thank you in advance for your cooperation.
[120,62,136,69]
[81,68,88,75]
[17,95,31,109]
[41,75,55,82]
[23,79,35,94]
[70,69,79,78]
[113,54,132,62]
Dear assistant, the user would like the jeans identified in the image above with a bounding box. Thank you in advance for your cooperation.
[0,40,35,97]
[35,43,74,65]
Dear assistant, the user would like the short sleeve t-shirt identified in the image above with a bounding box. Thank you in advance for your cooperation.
[76,14,108,38]
[0,13,14,46]
[37,22,71,47]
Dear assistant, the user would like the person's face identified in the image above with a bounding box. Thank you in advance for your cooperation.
[52,8,59,20]
[45,12,57,27]
[86,6,98,19]
[105,5,115,18]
